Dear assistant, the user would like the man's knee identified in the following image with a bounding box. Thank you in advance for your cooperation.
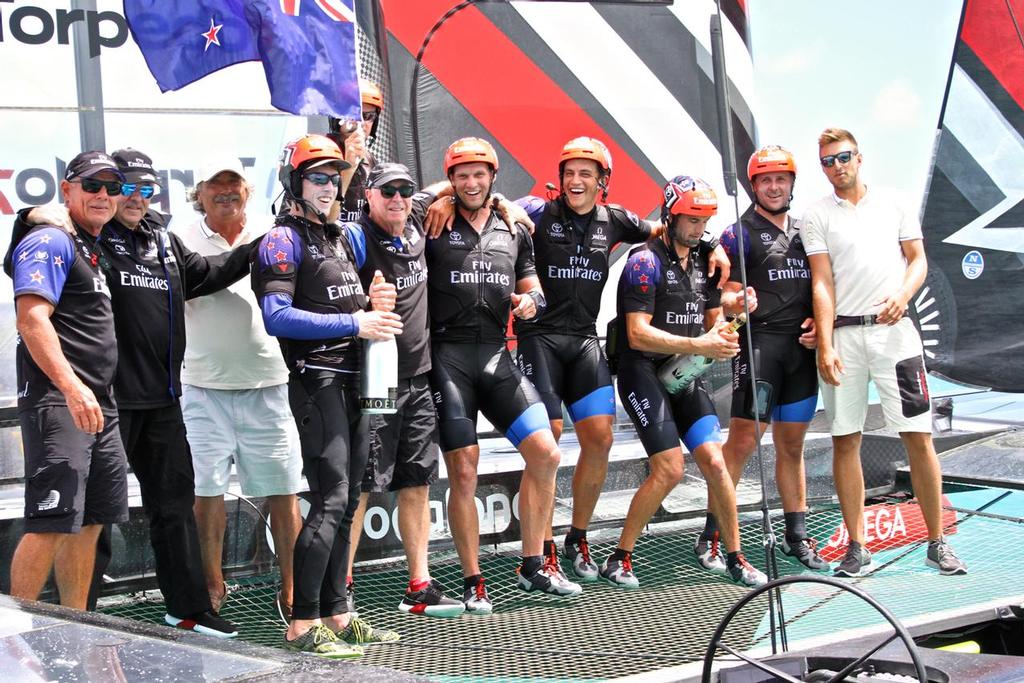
[520,433,561,477]
[650,451,684,488]
[445,449,479,494]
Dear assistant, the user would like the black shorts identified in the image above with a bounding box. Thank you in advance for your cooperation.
[429,342,550,452]
[616,355,722,456]
[731,331,818,422]
[20,405,128,533]
[516,333,615,422]
[363,373,439,492]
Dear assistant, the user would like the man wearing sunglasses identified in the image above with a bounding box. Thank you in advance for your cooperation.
[6,151,128,610]
[177,158,303,624]
[802,128,966,578]
[341,163,466,618]
[9,149,250,637]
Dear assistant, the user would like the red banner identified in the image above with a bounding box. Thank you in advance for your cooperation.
[819,497,958,562]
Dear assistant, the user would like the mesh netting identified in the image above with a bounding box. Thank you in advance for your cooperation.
[98,484,1023,682]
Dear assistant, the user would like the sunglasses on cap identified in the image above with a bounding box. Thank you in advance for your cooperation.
[73,178,123,196]
[121,183,156,199]
[362,109,379,123]
[379,184,414,198]
[820,150,856,168]
[303,172,342,187]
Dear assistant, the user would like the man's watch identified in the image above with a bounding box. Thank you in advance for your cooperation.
[700,230,720,251]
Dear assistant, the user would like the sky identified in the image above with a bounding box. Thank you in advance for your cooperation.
[747,0,965,214]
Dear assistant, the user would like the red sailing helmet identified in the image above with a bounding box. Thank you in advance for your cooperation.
[747,144,797,181]
[661,175,718,221]
[444,137,499,175]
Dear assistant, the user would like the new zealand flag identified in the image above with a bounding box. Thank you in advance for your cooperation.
[123,0,360,119]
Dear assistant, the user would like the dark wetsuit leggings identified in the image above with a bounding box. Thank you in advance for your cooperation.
[288,370,369,620]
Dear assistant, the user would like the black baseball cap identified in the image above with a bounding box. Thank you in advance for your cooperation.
[64,151,124,181]
[112,148,159,184]
[366,162,414,189]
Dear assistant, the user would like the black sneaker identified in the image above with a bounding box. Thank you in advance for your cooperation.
[346,580,358,618]
[517,558,583,596]
[599,554,639,588]
[926,539,968,576]
[781,537,830,571]
[834,545,873,578]
[398,579,465,617]
[165,610,238,639]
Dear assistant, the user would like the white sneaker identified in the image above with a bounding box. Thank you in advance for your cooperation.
[694,532,728,575]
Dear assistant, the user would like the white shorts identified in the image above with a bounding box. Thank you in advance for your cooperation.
[819,317,932,436]
[182,384,302,497]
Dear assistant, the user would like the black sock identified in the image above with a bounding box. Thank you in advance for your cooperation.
[784,511,807,543]
[726,551,742,568]
[543,539,556,557]
[701,513,719,541]
[463,574,482,591]
[521,555,543,577]
[565,526,587,545]
[610,547,632,562]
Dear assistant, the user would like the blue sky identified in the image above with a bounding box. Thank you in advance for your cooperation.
[747,0,965,213]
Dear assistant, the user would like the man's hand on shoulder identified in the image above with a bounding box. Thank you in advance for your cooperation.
[26,205,74,235]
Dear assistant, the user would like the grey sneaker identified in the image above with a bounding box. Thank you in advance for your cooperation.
[599,554,640,589]
[563,537,599,582]
[336,616,400,645]
[462,578,493,614]
[283,624,363,659]
[926,539,968,576]
[834,544,873,578]
[694,533,727,575]
[781,537,830,571]
[727,554,768,588]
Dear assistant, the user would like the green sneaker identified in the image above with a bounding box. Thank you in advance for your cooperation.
[283,624,364,659]
[337,616,401,645]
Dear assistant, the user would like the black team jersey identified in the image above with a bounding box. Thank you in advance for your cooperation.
[720,207,811,334]
[515,196,650,338]
[426,210,537,344]
[11,224,117,411]
[353,193,431,380]
[615,237,721,364]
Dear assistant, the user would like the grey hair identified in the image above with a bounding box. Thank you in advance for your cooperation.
[187,179,256,214]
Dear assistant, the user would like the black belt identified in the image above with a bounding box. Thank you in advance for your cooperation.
[834,314,904,328]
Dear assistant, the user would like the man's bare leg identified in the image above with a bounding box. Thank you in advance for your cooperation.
[268,494,302,607]
[52,524,103,609]
[900,432,944,539]
[397,486,431,581]
[194,495,228,607]
[832,432,865,544]
[443,446,481,578]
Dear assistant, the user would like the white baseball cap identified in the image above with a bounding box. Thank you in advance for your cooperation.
[197,157,247,185]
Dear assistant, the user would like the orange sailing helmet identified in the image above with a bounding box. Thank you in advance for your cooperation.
[661,175,718,221]
[360,79,384,111]
[747,144,797,181]
[444,137,499,175]
[559,136,612,200]
[279,134,348,197]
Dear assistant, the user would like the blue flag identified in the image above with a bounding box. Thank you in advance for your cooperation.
[123,0,360,119]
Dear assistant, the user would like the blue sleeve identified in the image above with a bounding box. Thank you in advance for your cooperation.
[344,223,366,269]
[619,248,661,314]
[515,195,546,224]
[719,222,748,283]
[257,225,304,273]
[260,293,360,340]
[12,228,75,305]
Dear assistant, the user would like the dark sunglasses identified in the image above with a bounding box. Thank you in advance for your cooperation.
[121,183,156,199]
[379,184,414,198]
[820,150,856,168]
[303,172,341,187]
[362,109,379,123]
[74,178,123,195]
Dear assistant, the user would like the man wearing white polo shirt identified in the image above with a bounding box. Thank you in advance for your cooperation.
[802,128,966,579]
[176,159,303,616]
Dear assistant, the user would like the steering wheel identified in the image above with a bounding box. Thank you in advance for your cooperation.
[701,575,929,682]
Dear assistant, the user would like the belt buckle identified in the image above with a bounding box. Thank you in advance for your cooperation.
[861,315,875,326]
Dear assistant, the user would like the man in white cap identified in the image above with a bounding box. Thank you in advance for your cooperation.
[175,159,303,617]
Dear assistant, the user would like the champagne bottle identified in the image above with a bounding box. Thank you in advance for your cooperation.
[657,313,747,395]
[361,272,399,414]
